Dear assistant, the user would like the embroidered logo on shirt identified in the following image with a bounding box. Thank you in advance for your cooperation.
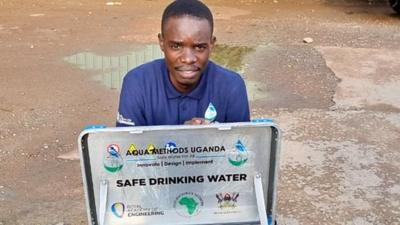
[204,102,217,122]
[117,112,135,126]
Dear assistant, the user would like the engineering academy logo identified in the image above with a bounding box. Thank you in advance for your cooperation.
[111,202,125,218]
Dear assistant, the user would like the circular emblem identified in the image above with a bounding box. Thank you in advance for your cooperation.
[228,140,248,167]
[174,192,203,217]
[103,144,123,173]
[111,202,125,218]
[165,142,177,151]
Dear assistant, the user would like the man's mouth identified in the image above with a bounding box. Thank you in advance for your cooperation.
[175,66,200,72]
[175,66,200,79]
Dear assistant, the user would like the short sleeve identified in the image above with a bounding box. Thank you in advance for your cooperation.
[225,77,250,122]
[116,74,146,127]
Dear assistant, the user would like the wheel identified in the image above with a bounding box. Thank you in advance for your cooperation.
[389,0,400,13]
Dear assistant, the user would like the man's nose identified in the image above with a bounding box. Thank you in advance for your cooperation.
[180,48,197,64]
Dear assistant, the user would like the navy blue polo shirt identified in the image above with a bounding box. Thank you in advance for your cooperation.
[116,59,249,126]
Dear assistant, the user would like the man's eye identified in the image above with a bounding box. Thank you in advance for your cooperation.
[170,43,181,50]
[195,45,207,51]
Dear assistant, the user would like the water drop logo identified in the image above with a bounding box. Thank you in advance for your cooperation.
[103,144,123,173]
[204,102,217,122]
[165,142,177,151]
[228,140,248,167]
[111,202,125,218]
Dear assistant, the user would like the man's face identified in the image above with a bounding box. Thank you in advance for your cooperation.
[159,16,215,93]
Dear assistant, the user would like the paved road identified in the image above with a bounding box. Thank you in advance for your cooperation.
[260,1,400,224]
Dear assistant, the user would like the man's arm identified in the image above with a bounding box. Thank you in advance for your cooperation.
[226,78,250,122]
[116,75,146,127]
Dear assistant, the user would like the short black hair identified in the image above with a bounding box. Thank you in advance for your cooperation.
[161,0,214,35]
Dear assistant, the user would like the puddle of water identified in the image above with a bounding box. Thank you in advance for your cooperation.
[211,44,252,76]
[64,44,163,89]
[64,44,265,101]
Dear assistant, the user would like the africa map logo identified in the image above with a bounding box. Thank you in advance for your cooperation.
[174,192,204,217]
[228,140,248,166]
[103,144,123,173]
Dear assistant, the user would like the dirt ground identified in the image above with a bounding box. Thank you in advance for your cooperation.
[0,0,399,224]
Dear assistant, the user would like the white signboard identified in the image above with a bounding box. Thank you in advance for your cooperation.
[79,122,280,225]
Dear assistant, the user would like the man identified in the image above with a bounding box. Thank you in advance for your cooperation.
[117,0,249,126]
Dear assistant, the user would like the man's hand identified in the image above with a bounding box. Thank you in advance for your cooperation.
[184,118,211,125]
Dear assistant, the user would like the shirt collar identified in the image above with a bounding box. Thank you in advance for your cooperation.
[163,60,210,100]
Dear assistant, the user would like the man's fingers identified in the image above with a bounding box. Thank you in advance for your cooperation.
[184,118,210,125]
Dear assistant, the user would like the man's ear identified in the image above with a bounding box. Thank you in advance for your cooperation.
[158,33,164,52]
[210,36,217,50]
